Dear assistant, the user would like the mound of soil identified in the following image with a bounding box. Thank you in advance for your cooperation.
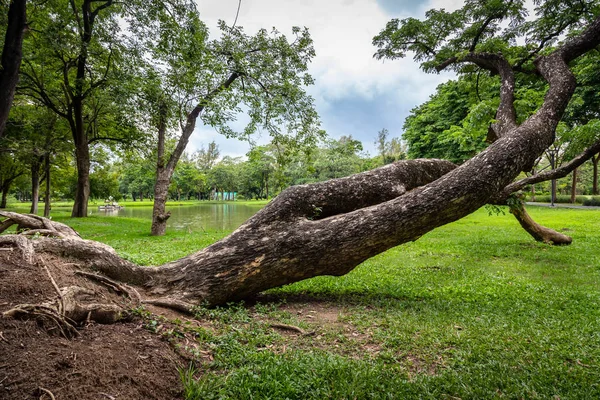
[0,251,186,400]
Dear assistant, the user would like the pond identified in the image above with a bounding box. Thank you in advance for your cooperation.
[88,203,264,231]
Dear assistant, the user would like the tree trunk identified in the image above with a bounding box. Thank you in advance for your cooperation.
[550,152,557,206]
[151,169,173,236]
[0,0,26,138]
[71,138,90,217]
[0,172,22,209]
[570,168,577,203]
[70,0,108,217]
[149,73,240,236]
[115,37,596,306]
[0,185,8,208]
[593,153,599,195]
[265,177,269,199]
[30,157,41,214]
[44,154,51,218]
[150,102,174,236]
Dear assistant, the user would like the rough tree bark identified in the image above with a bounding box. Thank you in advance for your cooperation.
[70,0,110,218]
[1,15,599,316]
[0,0,27,138]
[151,102,171,236]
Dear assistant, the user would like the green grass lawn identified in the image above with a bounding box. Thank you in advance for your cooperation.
[9,205,600,399]
[5,198,269,210]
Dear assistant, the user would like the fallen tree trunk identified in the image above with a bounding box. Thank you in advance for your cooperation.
[1,16,599,312]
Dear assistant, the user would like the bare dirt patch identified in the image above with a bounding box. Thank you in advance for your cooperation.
[255,294,383,358]
[0,252,186,400]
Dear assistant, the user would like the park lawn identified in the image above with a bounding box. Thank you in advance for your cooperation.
[50,207,600,398]
[5,198,269,210]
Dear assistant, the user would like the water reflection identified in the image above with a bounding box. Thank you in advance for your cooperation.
[89,203,263,231]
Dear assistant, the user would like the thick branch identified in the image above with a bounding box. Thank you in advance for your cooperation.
[509,204,572,245]
[437,53,518,140]
[166,72,240,173]
[559,15,600,62]
[257,159,456,221]
[0,211,81,239]
[498,137,600,199]
[143,29,591,305]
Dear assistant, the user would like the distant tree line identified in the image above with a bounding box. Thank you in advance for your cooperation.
[2,132,407,205]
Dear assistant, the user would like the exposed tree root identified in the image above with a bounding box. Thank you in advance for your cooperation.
[74,270,142,304]
[37,387,56,400]
[0,211,80,239]
[60,286,127,324]
[0,234,34,263]
[0,235,138,336]
[142,298,195,314]
[3,304,79,339]
[269,323,315,336]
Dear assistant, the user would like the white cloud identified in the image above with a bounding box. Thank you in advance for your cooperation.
[427,0,463,12]
[191,0,460,157]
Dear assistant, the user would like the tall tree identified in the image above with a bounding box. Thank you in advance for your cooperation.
[19,0,140,217]
[195,141,220,171]
[127,1,322,235]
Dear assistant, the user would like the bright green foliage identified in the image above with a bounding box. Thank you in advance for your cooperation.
[311,136,365,180]
[379,1,600,167]
[373,0,598,73]
[117,153,156,201]
[237,146,277,199]
[90,162,121,200]
[171,156,208,201]
[0,103,74,207]
[19,0,140,143]
[375,128,406,164]
[403,76,496,163]
[194,142,220,172]
[207,157,242,199]
[373,0,528,72]
[126,0,323,153]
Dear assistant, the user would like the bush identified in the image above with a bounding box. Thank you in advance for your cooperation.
[583,196,600,206]
[530,194,584,204]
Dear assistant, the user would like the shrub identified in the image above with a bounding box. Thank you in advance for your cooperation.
[530,195,588,204]
[583,196,600,206]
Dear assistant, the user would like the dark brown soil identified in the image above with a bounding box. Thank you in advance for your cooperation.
[0,251,186,400]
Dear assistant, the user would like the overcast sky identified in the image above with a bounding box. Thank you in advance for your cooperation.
[191,0,463,158]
